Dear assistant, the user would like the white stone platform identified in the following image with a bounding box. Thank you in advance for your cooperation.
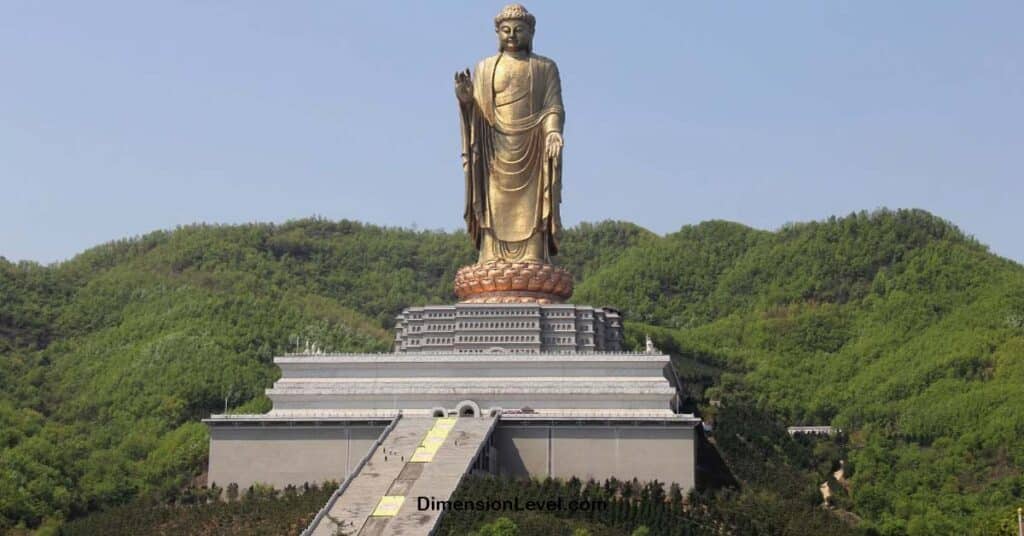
[206,317,702,529]
[260,352,682,416]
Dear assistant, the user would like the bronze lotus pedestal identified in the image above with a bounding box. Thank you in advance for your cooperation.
[454,259,573,304]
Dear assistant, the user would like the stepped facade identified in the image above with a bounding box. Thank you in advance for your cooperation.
[393,303,623,353]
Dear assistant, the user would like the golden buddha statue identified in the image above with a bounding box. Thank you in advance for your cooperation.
[452,4,572,303]
[455,3,564,264]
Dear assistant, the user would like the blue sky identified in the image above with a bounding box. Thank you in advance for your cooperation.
[2,1,1022,264]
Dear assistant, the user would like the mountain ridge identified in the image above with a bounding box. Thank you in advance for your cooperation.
[1,208,1022,534]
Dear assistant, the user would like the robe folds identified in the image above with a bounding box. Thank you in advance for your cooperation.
[459,52,564,261]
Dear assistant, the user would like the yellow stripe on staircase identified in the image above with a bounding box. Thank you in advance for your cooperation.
[410,417,456,464]
[410,447,436,463]
[372,495,405,517]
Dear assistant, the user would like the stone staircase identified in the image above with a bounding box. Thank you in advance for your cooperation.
[310,416,433,536]
[308,415,496,536]
[383,417,497,535]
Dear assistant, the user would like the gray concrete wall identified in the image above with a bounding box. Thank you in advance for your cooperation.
[493,426,549,478]
[208,422,696,492]
[494,424,696,491]
[208,425,384,489]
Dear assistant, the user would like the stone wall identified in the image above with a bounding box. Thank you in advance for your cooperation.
[207,423,385,489]
[493,422,697,491]
[206,419,697,492]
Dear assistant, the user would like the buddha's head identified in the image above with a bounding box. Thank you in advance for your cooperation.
[494,4,535,53]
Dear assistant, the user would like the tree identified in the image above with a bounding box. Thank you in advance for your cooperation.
[472,516,519,536]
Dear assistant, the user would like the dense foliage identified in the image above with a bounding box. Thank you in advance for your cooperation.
[438,475,698,536]
[58,481,334,536]
[598,210,1024,535]
[1,210,1022,534]
[439,411,859,536]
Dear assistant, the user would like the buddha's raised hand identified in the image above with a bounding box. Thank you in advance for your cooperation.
[455,69,473,103]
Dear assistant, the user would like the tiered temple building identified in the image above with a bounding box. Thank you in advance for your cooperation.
[393,304,623,353]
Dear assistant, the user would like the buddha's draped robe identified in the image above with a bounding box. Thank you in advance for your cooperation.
[459,52,564,262]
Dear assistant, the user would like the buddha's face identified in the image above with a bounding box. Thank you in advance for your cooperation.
[496,19,533,52]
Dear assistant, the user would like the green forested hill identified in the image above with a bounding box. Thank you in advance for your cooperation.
[1,211,1023,534]
[578,210,1024,534]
